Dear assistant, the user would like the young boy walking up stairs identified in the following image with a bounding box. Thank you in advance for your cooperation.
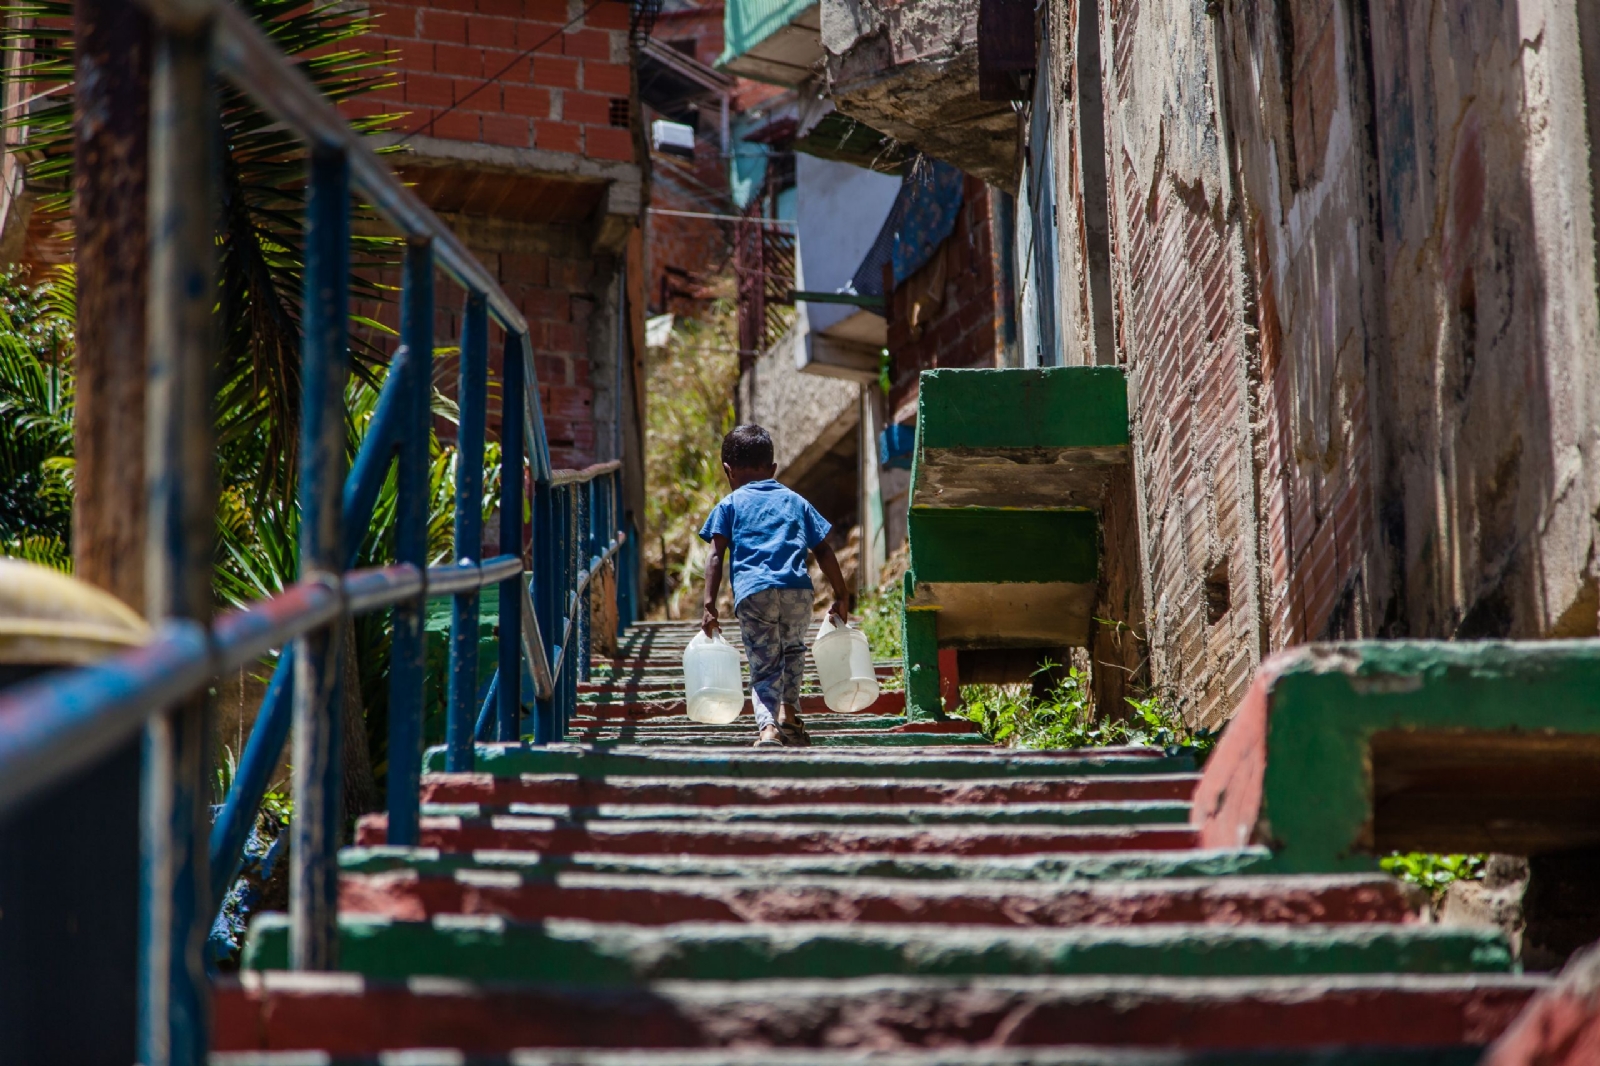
[698,424,851,749]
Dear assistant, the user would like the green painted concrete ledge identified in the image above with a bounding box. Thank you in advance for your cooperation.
[1193,640,1600,873]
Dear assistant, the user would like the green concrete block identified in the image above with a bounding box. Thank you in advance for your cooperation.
[241,915,1512,983]
[903,592,942,721]
[421,744,1196,779]
[916,367,1130,452]
[907,509,1099,585]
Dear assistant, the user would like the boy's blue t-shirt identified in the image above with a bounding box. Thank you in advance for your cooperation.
[699,480,831,604]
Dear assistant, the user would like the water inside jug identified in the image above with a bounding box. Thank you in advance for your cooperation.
[682,629,744,724]
[811,614,879,713]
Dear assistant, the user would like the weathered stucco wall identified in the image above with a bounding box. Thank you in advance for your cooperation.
[1363,0,1600,641]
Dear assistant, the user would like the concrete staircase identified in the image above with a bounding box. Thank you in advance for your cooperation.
[211,619,1548,1063]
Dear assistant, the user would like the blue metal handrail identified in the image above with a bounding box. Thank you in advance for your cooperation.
[0,0,639,1061]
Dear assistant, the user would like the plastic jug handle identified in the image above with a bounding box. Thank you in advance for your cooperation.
[816,613,837,639]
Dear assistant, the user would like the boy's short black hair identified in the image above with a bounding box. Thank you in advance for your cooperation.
[722,424,774,469]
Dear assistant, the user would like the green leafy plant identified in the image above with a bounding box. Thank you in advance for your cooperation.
[643,300,739,618]
[854,582,903,661]
[1380,853,1485,899]
[0,267,74,569]
[959,662,1215,757]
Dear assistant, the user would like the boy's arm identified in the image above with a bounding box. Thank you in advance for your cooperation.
[701,534,729,636]
[814,541,850,623]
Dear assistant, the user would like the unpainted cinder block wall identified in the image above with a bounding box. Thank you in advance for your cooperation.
[1048,0,1600,725]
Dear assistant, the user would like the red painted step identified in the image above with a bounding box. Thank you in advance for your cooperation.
[336,871,1426,927]
[213,972,1544,1055]
[1481,946,1600,1066]
[355,814,1199,857]
[418,773,1201,808]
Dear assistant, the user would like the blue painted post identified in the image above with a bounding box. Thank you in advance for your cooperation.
[577,479,592,684]
[561,486,577,732]
[141,24,217,1066]
[497,335,525,741]
[619,507,637,632]
[211,335,415,903]
[387,238,433,846]
[531,478,556,745]
[446,292,488,771]
[290,144,351,972]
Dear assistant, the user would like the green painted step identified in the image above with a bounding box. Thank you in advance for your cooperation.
[415,800,1193,826]
[211,1048,1486,1065]
[424,743,1196,779]
[341,845,1277,883]
[241,916,1513,983]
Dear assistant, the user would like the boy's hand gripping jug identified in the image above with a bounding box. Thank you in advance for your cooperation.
[682,630,744,724]
[811,614,879,713]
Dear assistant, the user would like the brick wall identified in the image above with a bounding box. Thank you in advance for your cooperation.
[885,176,1003,419]
[351,0,638,162]
[1088,0,1264,727]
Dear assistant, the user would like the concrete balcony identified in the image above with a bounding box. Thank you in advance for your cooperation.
[821,0,1019,187]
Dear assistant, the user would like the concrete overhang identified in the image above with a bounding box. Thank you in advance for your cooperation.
[719,0,825,87]
[820,0,1018,188]
[371,134,643,254]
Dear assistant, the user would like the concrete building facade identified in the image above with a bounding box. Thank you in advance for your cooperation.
[805,0,1600,725]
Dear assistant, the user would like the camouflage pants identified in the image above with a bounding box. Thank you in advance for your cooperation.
[734,587,814,730]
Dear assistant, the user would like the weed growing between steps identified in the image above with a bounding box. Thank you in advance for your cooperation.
[958,663,1215,757]
[1380,852,1486,900]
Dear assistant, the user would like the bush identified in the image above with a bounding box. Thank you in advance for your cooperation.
[959,663,1215,757]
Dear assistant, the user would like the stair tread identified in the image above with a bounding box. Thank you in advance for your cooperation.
[418,773,1201,807]
[340,845,1278,882]
[414,800,1193,826]
[336,869,1425,925]
[240,914,1513,982]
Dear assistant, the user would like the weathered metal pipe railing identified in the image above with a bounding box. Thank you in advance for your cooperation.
[0,0,635,1062]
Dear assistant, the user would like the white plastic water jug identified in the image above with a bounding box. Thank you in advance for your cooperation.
[812,614,880,713]
[683,629,744,724]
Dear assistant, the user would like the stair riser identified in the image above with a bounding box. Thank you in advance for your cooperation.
[241,920,1511,983]
[212,979,1539,1054]
[550,734,990,748]
[355,818,1200,856]
[417,774,1201,808]
[572,692,907,718]
[337,876,1424,927]
[414,802,1194,827]
[428,746,1193,780]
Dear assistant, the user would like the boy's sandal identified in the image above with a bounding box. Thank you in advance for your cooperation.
[778,717,811,748]
[754,725,783,748]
